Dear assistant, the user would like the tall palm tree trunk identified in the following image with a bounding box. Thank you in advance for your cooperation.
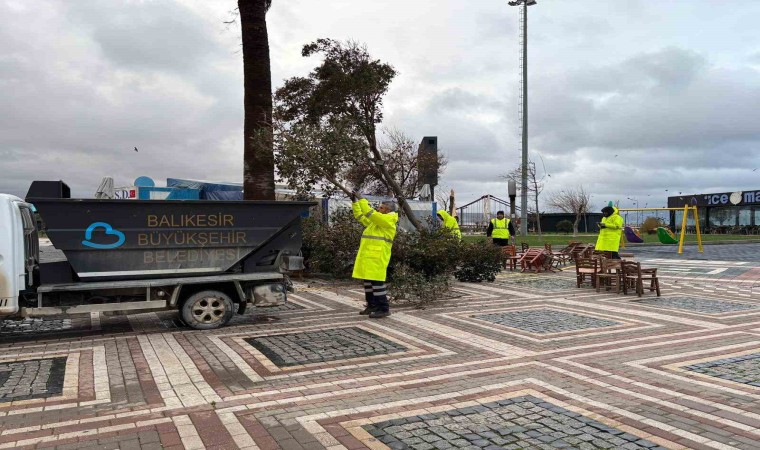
[239,0,275,200]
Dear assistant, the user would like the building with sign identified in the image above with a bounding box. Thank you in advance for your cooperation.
[667,190,760,233]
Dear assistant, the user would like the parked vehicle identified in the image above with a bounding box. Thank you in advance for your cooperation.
[0,181,313,329]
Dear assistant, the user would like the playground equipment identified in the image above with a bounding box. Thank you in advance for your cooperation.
[617,205,703,254]
[624,226,644,243]
[656,227,679,244]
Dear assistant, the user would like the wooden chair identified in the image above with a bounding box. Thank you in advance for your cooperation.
[543,243,563,271]
[502,245,520,271]
[520,248,546,273]
[596,258,622,293]
[574,257,600,288]
[621,261,660,297]
[553,242,578,266]
[571,244,594,261]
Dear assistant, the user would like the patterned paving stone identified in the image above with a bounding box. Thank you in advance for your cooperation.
[364,395,666,450]
[0,317,72,334]
[637,296,760,313]
[497,276,577,291]
[0,357,67,402]
[244,327,407,367]
[474,309,620,334]
[685,353,760,386]
[630,243,760,263]
[253,302,306,312]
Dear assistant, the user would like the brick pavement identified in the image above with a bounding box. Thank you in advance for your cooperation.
[2,248,760,449]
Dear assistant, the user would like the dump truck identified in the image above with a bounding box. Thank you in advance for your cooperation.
[0,181,313,329]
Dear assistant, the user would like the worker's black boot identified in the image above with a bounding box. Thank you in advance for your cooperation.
[369,310,390,319]
[359,306,375,315]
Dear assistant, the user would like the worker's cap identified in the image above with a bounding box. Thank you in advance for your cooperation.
[381,201,397,212]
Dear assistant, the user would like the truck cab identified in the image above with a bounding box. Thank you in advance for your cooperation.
[0,194,39,316]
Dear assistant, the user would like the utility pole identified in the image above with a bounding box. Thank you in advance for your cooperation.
[508,0,536,237]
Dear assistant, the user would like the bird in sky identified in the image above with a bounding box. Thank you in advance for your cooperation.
[134,147,139,152]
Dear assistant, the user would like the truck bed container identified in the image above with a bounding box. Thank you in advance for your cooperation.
[29,198,313,281]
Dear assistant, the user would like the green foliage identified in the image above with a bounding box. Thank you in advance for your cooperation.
[387,264,450,309]
[301,208,362,278]
[454,241,504,283]
[273,39,397,197]
[556,220,574,234]
[391,228,461,281]
[640,216,665,235]
[303,211,509,307]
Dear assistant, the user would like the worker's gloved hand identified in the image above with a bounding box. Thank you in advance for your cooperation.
[599,223,606,228]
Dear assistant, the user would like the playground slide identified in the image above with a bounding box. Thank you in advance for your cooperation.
[624,226,644,243]
[657,227,679,244]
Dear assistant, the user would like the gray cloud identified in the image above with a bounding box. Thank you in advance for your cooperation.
[1,0,759,213]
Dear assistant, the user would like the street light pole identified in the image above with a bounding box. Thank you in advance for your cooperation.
[508,0,536,237]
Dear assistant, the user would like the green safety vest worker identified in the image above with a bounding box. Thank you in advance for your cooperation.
[352,198,399,281]
[490,217,511,239]
[596,206,624,252]
[437,210,462,240]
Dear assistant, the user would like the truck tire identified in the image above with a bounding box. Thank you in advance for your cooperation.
[180,290,235,330]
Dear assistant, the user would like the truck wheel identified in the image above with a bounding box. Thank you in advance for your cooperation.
[181,290,235,330]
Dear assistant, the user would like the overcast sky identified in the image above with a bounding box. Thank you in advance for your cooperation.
[1,0,759,211]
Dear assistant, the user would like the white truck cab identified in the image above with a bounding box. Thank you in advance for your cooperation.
[0,194,39,316]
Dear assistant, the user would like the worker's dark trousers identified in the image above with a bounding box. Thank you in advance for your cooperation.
[363,280,390,312]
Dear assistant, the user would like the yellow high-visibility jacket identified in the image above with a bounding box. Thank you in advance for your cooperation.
[437,210,461,240]
[352,199,399,281]
[596,207,624,252]
[491,218,511,239]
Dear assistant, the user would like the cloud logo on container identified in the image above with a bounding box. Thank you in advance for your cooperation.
[82,222,126,249]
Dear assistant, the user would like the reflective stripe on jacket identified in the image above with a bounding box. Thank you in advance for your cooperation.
[491,218,511,239]
[352,199,398,282]
[437,210,461,240]
[595,206,624,252]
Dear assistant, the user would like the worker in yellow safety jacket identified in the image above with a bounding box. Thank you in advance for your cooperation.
[351,192,399,318]
[596,205,624,259]
[486,211,515,247]
[436,210,461,240]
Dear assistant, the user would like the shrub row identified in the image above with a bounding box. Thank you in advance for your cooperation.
[301,209,505,307]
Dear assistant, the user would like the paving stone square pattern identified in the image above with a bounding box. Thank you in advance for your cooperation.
[0,357,67,402]
[474,309,621,334]
[5,243,760,448]
[638,296,760,314]
[363,395,665,450]
[0,317,72,335]
[684,353,760,387]
[244,326,407,367]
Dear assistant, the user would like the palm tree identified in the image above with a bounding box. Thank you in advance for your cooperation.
[239,0,275,200]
